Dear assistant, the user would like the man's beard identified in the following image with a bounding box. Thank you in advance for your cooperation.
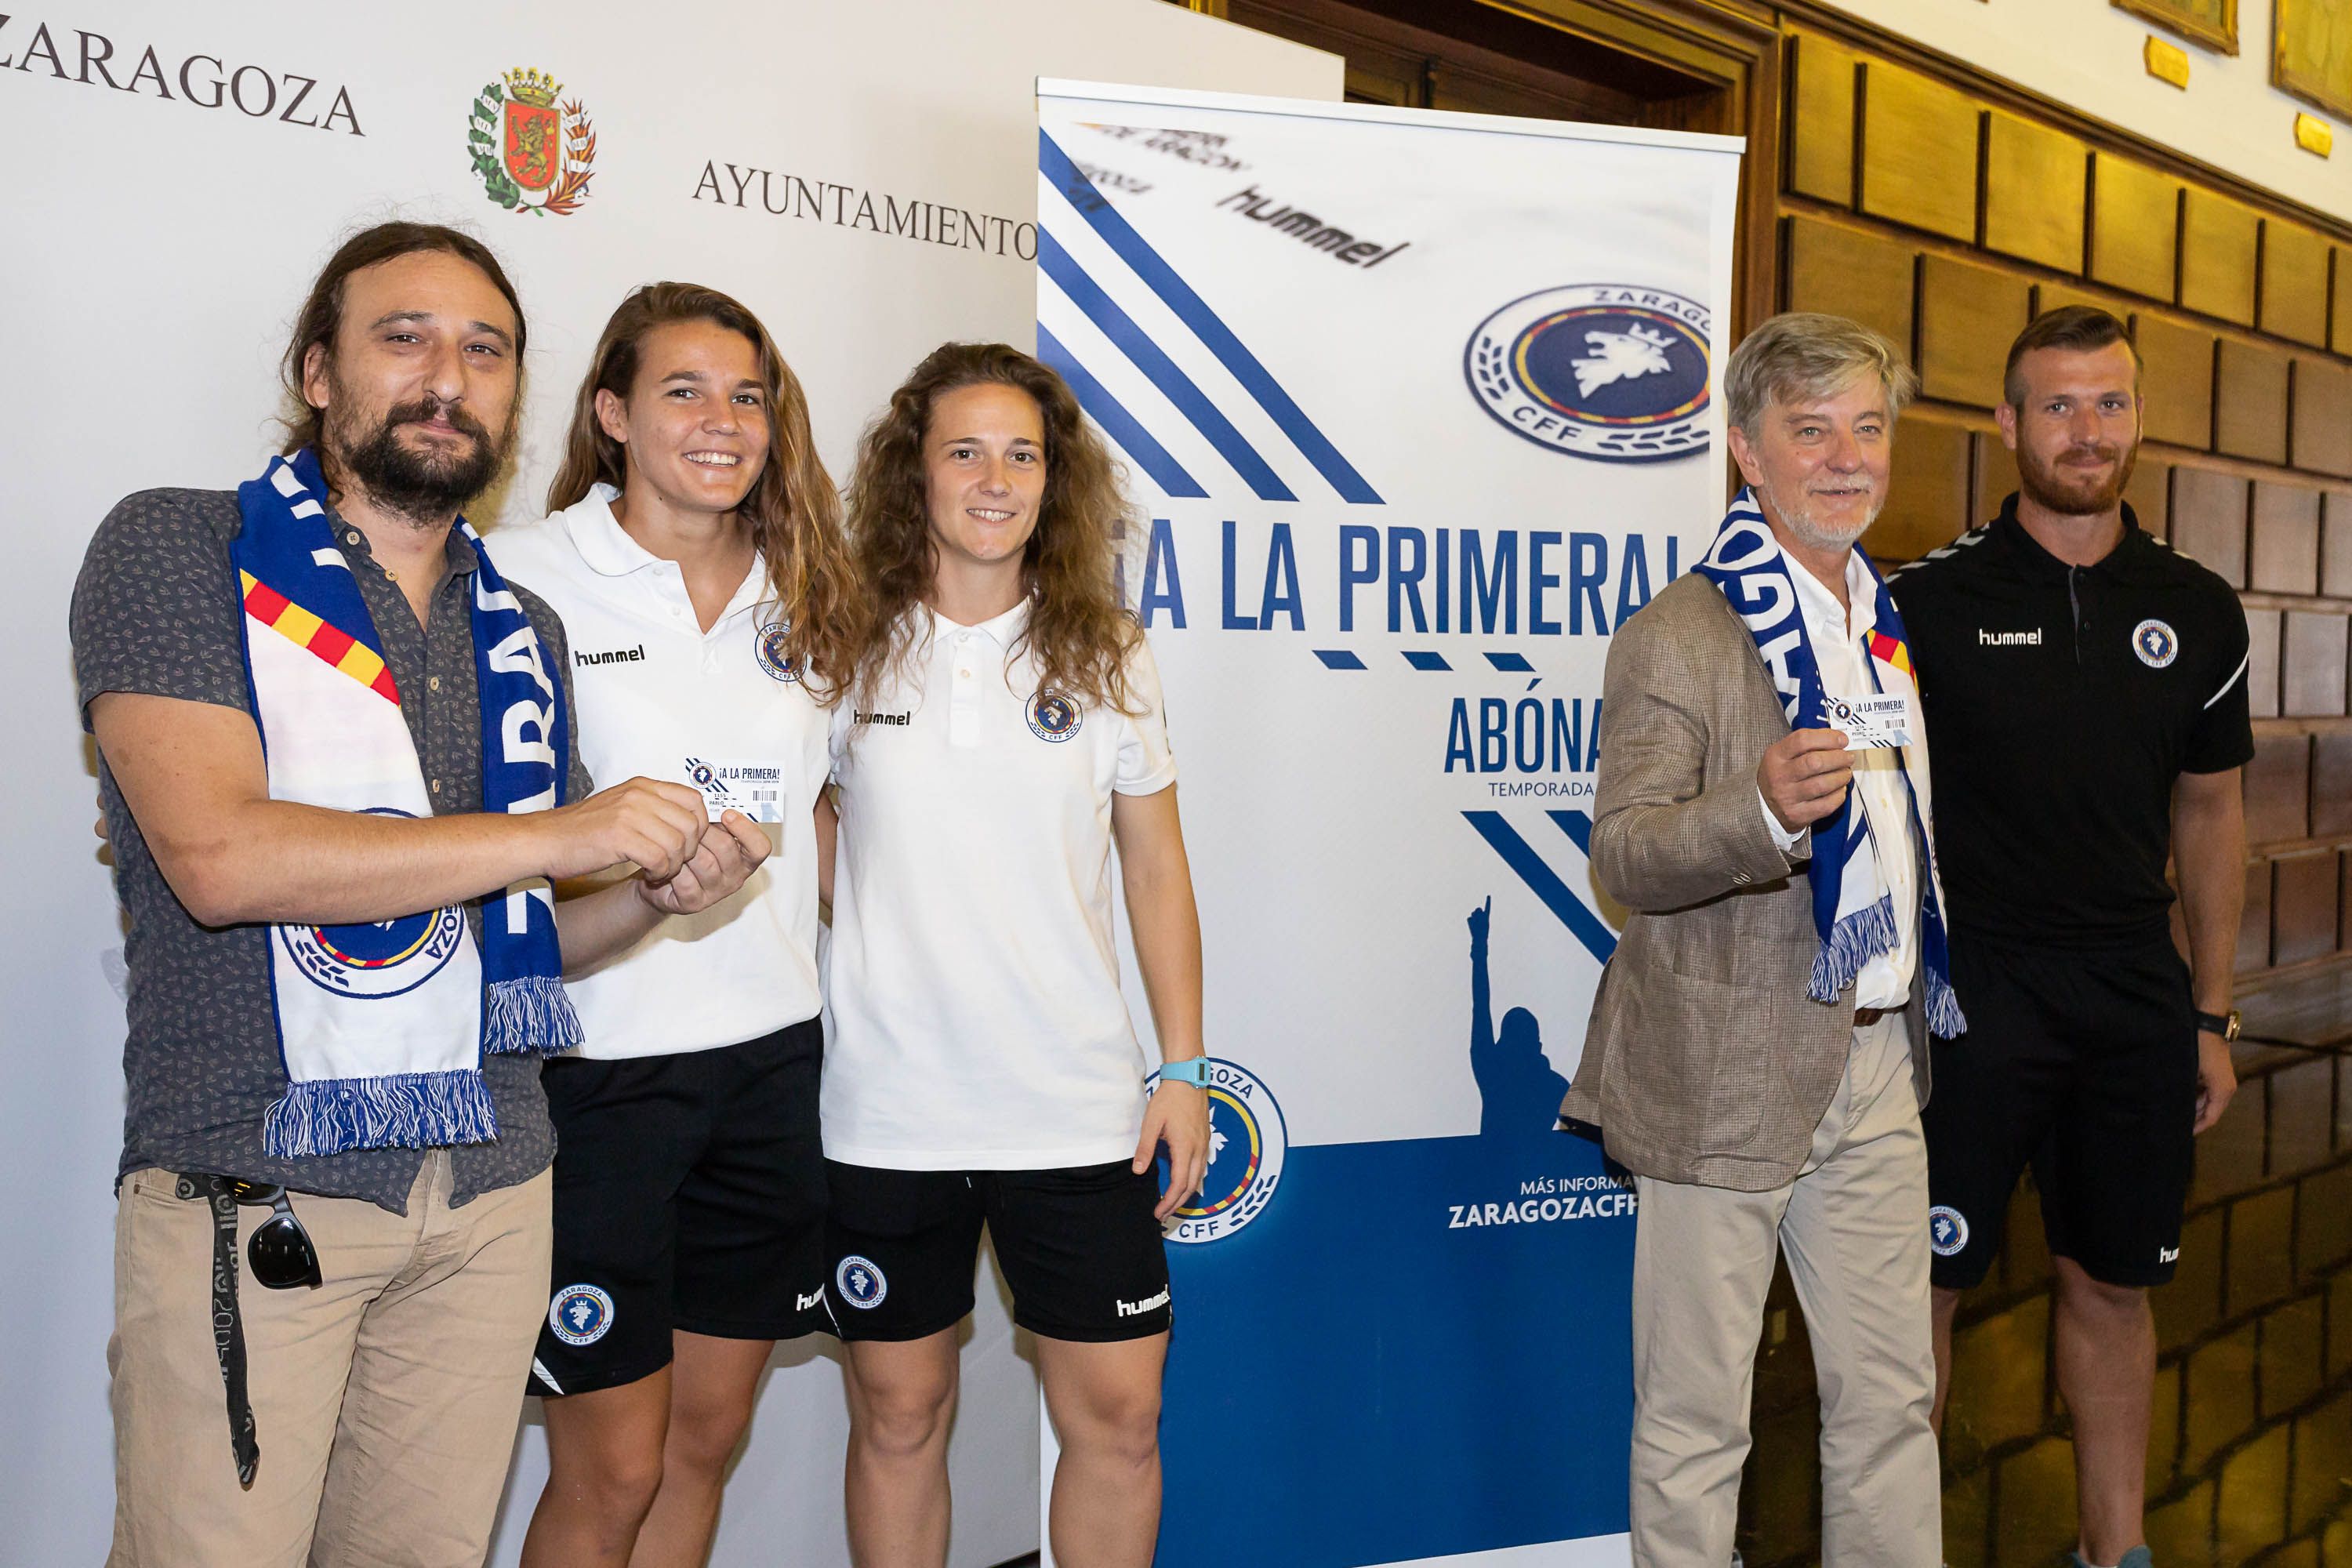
[1759,475,1880,554]
[327,388,510,525]
[2016,437,2136,517]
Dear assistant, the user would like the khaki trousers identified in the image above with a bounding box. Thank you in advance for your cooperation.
[108,1154,551,1568]
[1628,1013,1940,1568]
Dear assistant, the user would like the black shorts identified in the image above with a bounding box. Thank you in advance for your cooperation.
[823,1160,1172,1344]
[529,1018,829,1398]
[1921,937,2198,1290]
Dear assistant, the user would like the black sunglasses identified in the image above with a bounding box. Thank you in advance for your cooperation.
[223,1180,324,1290]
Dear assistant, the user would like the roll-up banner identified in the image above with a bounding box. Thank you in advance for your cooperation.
[1035,82,1743,1567]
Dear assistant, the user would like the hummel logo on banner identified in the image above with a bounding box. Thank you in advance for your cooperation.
[1977,629,2042,647]
[1116,1287,1171,1317]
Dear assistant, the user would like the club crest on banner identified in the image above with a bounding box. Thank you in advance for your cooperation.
[466,67,597,216]
[1465,285,1711,463]
[1155,1058,1287,1245]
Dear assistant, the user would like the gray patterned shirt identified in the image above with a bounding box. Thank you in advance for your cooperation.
[72,487,590,1212]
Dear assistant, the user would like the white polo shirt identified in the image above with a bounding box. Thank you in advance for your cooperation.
[489,485,829,1058]
[822,602,1178,1170]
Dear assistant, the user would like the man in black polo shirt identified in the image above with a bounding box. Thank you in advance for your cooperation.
[74,222,768,1566]
[1894,306,2250,1568]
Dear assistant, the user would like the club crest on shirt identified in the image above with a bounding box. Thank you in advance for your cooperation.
[1929,1206,1969,1257]
[2132,619,2179,669]
[548,1283,615,1346]
[1028,690,1083,743]
[754,619,800,684]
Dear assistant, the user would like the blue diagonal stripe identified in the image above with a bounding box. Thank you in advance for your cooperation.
[1313,649,1367,670]
[1038,230,1294,503]
[1035,325,1207,499]
[1548,809,1594,855]
[1464,811,1617,963]
[1403,651,1451,671]
[1486,652,1535,673]
[1040,129,1383,506]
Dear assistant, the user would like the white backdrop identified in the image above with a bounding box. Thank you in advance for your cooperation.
[0,5,1335,1564]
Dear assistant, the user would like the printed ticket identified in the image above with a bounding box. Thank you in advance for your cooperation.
[1823,695,1914,750]
[684,757,786,822]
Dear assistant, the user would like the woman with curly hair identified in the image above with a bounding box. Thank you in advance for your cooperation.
[493,282,864,1568]
[822,341,1210,1566]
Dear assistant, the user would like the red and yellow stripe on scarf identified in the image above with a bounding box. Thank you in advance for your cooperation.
[1867,629,1913,682]
[239,570,400,703]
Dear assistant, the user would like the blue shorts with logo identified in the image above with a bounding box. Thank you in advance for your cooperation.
[824,1160,1172,1343]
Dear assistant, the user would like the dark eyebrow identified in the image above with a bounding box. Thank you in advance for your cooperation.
[659,369,708,385]
[366,310,514,350]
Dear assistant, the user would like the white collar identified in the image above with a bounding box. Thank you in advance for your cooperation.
[1777,539,1878,641]
[565,483,770,624]
[924,597,1031,649]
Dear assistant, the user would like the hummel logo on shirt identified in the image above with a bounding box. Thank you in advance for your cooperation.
[1115,1287,1172,1317]
[2158,1245,2180,1263]
[575,643,648,666]
[796,1287,826,1312]
[854,710,912,726]
[1976,628,2042,647]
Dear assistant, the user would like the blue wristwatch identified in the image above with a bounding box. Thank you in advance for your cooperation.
[1158,1057,1212,1088]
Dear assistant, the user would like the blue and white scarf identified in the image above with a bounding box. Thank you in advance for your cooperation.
[233,448,581,1156]
[1692,488,1965,1037]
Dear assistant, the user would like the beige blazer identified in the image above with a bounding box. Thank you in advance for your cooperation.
[1559,572,1930,1192]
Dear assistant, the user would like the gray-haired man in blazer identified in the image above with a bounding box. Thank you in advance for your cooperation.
[1563,314,1959,1566]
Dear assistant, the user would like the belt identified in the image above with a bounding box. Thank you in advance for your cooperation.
[1852,1006,1891,1026]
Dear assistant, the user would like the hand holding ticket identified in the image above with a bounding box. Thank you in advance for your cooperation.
[1821,694,1915,750]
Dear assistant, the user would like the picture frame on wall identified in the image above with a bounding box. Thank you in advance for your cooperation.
[2111,0,2239,56]
[2274,0,2352,122]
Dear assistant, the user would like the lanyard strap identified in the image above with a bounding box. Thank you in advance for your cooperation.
[183,1174,260,1487]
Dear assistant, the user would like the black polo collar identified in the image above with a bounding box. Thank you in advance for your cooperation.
[1985,492,2169,586]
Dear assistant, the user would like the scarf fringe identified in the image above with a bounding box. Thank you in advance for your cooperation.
[1925,962,1969,1039]
[483,974,585,1057]
[263,1069,500,1157]
[1806,893,1899,1004]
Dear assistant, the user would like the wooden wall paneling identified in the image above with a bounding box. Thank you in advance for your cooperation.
[2168,466,2250,583]
[1973,429,2021,521]
[2132,313,2216,449]
[2333,248,2352,357]
[2247,608,2283,717]
[2261,221,2332,347]
[1982,111,2087,274]
[2343,853,2350,952]
[1856,61,1980,242]
[1918,254,2031,407]
[2125,454,2171,539]
[2214,339,2292,466]
[2314,732,2352,836]
[2179,189,2260,326]
[2290,357,2352,477]
[2245,732,2311,842]
[1868,416,1973,561]
[2240,859,2274,971]
[2249,481,2323,593]
[2089,156,2180,301]
[2272,850,2342,967]
[2325,488,2352,596]
[1787,31,1857,205]
[2034,281,2109,319]
[1784,215,1916,357]
[2282,612,2350,717]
